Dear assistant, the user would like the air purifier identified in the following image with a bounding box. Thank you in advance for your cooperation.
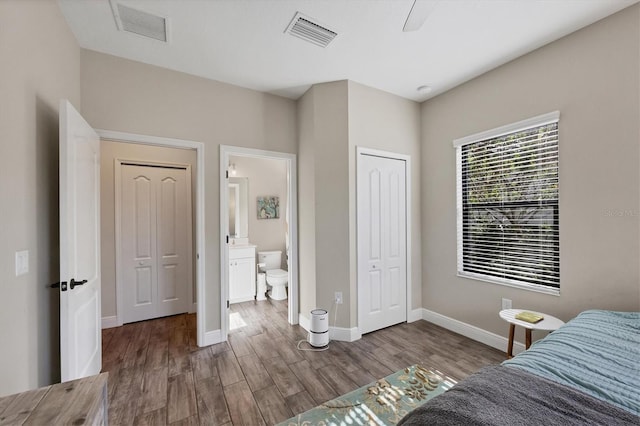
[309,309,329,347]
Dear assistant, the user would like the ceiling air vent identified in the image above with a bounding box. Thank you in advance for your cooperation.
[285,12,337,48]
[110,1,169,42]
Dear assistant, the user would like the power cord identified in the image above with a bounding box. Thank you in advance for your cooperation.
[296,300,338,352]
[296,339,329,352]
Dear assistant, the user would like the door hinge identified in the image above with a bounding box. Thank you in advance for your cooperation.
[226,235,229,244]
[227,300,230,309]
[226,170,229,179]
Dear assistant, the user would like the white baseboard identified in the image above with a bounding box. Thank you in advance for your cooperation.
[301,308,524,352]
[299,312,361,342]
[329,326,361,342]
[420,308,525,355]
[299,312,310,332]
[202,329,223,346]
[407,308,423,323]
[101,316,118,329]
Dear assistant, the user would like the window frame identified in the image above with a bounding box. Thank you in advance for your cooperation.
[454,111,560,296]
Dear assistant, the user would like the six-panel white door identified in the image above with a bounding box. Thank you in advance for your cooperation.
[120,164,191,323]
[357,153,407,334]
[59,100,102,382]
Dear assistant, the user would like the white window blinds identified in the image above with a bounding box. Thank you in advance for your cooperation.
[454,112,560,292]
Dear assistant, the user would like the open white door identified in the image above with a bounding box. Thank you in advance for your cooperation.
[59,100,101,382]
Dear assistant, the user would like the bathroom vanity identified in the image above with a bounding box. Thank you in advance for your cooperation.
[229,244,256,303]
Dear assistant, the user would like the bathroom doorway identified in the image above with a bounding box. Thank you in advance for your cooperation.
[219,145,298,341]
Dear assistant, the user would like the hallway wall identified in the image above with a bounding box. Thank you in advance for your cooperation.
[81,50,297,333]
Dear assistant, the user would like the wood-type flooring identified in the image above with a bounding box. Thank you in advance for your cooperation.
[102,299,505,425]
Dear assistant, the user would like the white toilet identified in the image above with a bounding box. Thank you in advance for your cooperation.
[258,250,288,301]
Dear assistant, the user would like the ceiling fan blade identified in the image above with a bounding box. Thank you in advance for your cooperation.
[403,0,439,32]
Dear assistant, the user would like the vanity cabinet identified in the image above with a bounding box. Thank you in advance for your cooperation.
[229,245,256,304]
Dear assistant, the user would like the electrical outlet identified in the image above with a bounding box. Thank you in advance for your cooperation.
[502,298,512,310]
[335,292,343,304]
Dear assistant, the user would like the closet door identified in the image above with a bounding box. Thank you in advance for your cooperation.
[156,168,190,317]
[357,153,407,334]
[120,164,190,323]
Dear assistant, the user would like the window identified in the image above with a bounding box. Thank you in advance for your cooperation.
[454,112,560,294]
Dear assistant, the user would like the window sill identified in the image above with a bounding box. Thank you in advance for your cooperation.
[457,272,560,296]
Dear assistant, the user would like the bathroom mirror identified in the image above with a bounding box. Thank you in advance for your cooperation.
[229,177,249,238]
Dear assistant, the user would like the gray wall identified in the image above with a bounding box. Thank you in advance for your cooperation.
[297,87,318,319]
[297,81,351,326]
[81,50,298,332]
[297,81,421,328]
[420,4,640,341]
[230,156,288,259]
[100,140,198,319]
[0,1,81,395]
[348,81,422,326]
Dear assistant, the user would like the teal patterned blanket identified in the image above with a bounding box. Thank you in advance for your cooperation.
[504,310,640,416]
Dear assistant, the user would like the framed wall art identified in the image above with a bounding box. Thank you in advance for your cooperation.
[257,196,279,219]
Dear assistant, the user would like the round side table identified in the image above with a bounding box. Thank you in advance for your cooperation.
[499,309,564,358]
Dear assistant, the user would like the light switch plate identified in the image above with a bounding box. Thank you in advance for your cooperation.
[15,250,29,276]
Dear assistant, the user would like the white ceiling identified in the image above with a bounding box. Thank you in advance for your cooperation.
[58,0,637,102]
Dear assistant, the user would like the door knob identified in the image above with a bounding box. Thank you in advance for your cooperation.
[49,281,68,291]
[70,278,88,289]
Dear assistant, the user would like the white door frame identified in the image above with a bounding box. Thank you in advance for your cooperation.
[219,145,298,341]
[96,129,207,347]
[356,146,412,332]
[115,159,194,323]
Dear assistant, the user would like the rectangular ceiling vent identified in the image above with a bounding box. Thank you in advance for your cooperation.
[110,1,169,42]
[285,12,337,48]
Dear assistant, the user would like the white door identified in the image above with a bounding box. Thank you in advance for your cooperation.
[357,153,407,334]
[120,164,191,323]
[59,100,101,382]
